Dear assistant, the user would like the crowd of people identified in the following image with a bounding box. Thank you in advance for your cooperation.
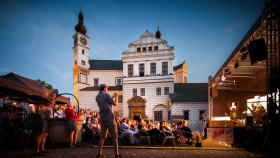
[1,90,201,158]
[79,113,196,146]
[50,104,198,146]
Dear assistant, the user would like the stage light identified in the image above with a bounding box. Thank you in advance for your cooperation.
[221,75,226,81]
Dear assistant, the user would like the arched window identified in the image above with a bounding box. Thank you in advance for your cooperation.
[82,49,84,54]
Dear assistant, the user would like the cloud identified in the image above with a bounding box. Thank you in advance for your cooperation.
[32,59,71,83]
[225,22,243,34]
[225,27,235,33]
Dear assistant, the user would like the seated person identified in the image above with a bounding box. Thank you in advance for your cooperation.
[180,120,193,142]
[82,117,93,141]
[138,119,164,145]
[122,118,139,145]
[160,121,179,138]
[90,117,101,135]
[122,118,138,135]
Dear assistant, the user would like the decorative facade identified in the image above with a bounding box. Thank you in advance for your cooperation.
[72,10,208,132]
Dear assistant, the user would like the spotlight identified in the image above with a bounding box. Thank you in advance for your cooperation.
[240,47,248,53]
[221,75,226,81]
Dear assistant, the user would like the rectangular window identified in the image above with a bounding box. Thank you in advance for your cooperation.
[81,60,85,66]
[137,48,141,52]
[139,64,144,77]
[133,89,137,97]
[148,47,152,51]
[143,47,146,51]
[117,79,122,86]
[94,79,99,86]
[140,88,145,96]
[184,110,189,120]
[75,60,77,65]
[156,87,161,95]
[128,64,133,77]
[162,62,168,76]
[118,95,123,103]
[154,111,162,122]
[164,87,169,95]
[154,46,158,50]
[80,73,87,84]
[150,63,156,76]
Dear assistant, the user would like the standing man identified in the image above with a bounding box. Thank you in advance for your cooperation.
[96,84,123,158]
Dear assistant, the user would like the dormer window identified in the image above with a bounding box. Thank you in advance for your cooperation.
[137,48,141,52]
[143,47,146,51]
[154,46,158,50]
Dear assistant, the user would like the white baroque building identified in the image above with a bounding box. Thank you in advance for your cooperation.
[72,10,208,131]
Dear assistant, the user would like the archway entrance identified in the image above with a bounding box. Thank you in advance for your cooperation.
[132,110,142,121]
[128,96,146,120]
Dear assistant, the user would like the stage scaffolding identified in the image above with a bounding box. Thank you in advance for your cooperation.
[208,0,280,148]
[264,0,280,147]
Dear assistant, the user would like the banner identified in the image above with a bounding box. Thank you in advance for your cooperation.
[207,128,234,145]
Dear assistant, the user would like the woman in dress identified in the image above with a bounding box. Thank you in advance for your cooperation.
[64,102,81,148]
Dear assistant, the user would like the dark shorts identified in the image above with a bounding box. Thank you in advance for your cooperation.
[65,120,78,133]
[35,120,48,134]
[100,119,118,139]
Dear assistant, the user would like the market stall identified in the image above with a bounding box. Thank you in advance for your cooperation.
[0,72,82,145]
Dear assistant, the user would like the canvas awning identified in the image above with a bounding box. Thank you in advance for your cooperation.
[0,72,69,104]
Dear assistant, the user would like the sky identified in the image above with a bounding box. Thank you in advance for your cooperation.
[0,0,266,100]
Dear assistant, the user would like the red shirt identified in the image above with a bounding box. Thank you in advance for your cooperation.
[64,108,81,122]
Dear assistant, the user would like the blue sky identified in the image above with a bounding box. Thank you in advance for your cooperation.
[0,0,265,99]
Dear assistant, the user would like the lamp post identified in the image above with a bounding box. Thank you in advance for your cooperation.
[169,99,173,124]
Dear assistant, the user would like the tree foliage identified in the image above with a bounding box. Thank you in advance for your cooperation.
[36,79,59,94]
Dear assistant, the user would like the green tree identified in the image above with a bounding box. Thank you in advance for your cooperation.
[36,79,59,94]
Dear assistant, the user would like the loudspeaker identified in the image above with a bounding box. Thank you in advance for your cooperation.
[246,116,253,126]
[248,38,266,65]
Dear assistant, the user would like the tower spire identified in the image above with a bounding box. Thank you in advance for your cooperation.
[75,7,87,35]
[155,18,161,39]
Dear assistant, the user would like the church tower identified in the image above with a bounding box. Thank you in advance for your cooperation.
[72,8,90,106]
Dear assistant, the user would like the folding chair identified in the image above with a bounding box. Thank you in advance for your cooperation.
[139,131,151,146]
[161,131,176,146]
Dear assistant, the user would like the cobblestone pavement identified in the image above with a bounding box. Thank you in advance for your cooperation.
[0,139,278,158]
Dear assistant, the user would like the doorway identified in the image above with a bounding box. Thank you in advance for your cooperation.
[133,110,142,121]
